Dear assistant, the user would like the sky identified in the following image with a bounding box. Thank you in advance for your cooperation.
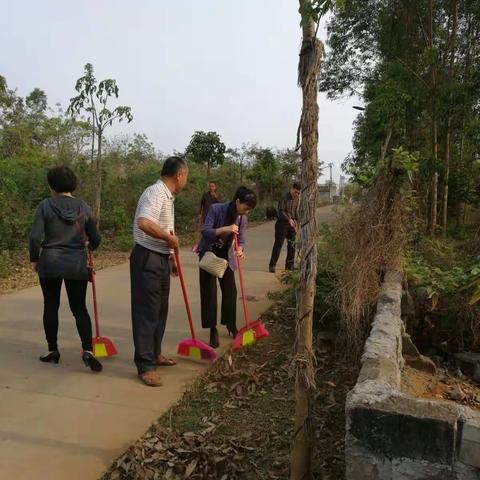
[1,0,360,184]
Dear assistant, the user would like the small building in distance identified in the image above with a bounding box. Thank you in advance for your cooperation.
[318,181,338,203]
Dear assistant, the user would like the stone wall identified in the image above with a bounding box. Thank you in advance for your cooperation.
[345,272,480,480]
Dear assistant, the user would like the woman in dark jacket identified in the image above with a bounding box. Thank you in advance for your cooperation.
[29,166,102,371]
[197,186,257,348]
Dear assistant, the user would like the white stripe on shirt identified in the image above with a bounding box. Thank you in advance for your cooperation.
[133,180,174,254]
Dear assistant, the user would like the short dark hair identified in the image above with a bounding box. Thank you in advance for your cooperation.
[47,166,77,193]
[233,186,257,208]
[161,156,187,177]
[292,182,301,190]
[208,180,216,185]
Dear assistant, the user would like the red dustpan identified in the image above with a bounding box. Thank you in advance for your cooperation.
[232,232,269,351]
[88,250,118,358]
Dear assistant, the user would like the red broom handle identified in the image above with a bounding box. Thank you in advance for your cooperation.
[171,234,196,340]
[234,233,251,327]
[87,249,101,338]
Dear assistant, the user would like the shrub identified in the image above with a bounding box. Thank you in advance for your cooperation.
[0,250,11,278]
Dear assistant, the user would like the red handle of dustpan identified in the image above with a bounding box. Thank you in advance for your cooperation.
[171,232,196,340]
[234,232,251,327]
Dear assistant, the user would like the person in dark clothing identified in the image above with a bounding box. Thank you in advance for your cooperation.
[199,181,221,225]
[197,186,256,348]
[268,182,301,273]
[29,166,102,371]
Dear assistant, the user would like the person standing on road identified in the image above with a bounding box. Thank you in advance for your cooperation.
[29,166,103,372]
[130,156,188,387]
[198,181,221,225]
[197,186,257,348]
[268,182,301,273]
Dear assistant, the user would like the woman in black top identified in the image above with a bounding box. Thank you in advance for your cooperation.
[29,166,103,372]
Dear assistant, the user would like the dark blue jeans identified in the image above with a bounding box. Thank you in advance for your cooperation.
[130,244,170,375]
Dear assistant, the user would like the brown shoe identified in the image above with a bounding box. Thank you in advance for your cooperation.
[140,370,162,387]
[156,355,177,367]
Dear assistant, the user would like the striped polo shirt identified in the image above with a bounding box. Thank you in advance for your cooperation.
[133,180,175,254]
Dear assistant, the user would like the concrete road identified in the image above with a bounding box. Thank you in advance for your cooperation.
[0,206,334,480]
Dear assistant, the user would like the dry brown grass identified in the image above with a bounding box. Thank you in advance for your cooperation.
[333,173,413,357]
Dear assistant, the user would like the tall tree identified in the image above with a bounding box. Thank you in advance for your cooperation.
[67,63,133,221]
[247,147,282,202]
[278,148,302,183]
[428,0,439,234]
[185,130,226,180]
[290,1,326,478]
[321,0,480,235]
[441,0,458,237]
[225,146,249,183]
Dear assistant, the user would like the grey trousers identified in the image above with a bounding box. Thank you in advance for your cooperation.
[130,244,170,375]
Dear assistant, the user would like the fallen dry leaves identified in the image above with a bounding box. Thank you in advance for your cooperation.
[101,299,358,480]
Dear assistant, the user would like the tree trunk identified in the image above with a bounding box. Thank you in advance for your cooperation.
[290,2,322,478]
[428,0,439,235]
[442,125,450,238]
[91,112,95,164]
[94,129,103,223]
[381,127,392,164]
[442,0,458,238]
[430,172,438,235]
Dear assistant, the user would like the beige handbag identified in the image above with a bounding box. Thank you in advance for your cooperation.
[199,251,228,278]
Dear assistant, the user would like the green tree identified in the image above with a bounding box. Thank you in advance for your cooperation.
[185,130,226,180]
[127,133,157,163]
[247,147,282,202]
[25,88,47,123]
[321,0,480,235]
[278,148,301,184]
[67,63,133,221]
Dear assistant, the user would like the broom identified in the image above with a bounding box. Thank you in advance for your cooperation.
[232,232,269,351]
[88,249,118,358]
[174,242,216,362]
[75,219,117,358]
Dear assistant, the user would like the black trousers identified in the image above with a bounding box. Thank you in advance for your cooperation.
[269,221,296,269]
[39,277,93,352]
[199,266,237,330]
[130,244,170,375]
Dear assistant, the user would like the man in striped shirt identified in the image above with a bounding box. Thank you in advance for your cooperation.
[130,156,188,387]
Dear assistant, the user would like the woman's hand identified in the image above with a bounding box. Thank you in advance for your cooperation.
[221,224,239,235]
[30,262,38,272]
[236,247,245,259]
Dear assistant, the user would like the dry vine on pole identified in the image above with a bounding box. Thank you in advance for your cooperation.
[290,1,325,478]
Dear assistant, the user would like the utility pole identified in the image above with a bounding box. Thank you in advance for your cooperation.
[339,175,345,197]
[328,162,333,203]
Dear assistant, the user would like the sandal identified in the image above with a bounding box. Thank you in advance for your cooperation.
[156,355,177,367]
[140,370,162,387]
